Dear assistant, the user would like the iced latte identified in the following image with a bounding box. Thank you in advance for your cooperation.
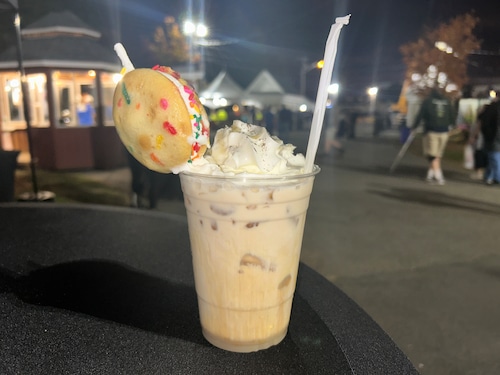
[181,167,318,352]
[177,120,319,352]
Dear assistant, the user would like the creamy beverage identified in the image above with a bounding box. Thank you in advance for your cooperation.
[181,168,317,352]
[179,121,319,352]
[112,58,319,352]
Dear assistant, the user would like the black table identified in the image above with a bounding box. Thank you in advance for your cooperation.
[0,203,418,374]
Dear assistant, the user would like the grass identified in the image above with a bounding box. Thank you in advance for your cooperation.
[10,131,467,206]
[14,168,129,206]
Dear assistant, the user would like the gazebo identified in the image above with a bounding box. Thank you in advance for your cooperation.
[0,10,125,170]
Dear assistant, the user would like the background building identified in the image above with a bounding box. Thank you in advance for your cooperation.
[0,10,125,170]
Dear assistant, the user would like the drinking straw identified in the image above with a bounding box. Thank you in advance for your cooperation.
[114,43,135,73]
[304,15,350,172]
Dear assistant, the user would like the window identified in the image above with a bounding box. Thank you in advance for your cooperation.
[4,76,22,122]
[27,74,49,127]
[52,70,96,127]
[100,72,121,126]
[0,72,49,129]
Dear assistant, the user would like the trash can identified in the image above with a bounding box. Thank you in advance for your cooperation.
[0,150,20,202]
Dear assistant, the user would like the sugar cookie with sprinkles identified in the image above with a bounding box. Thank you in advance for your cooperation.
[112,44,210,173]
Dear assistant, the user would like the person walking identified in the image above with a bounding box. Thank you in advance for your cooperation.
[411,88,455,185]
[468,103,489,181]
[278,105,292,144]
[474,95,500,184]
[323,109,347,156]
[125,149,162,209]
[263,106,275,135]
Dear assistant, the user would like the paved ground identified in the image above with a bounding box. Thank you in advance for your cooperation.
[81,126,500,375]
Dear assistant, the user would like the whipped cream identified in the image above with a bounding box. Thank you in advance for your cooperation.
[172,120,305,176]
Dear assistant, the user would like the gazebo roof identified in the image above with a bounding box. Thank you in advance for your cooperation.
[0,10,120,71]
[22,10,97,36]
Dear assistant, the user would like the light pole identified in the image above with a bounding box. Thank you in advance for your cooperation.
[0,0,54,201]
[327,83,340,113]
[367,86,378,113]
[326,83,340,134]
[367,86,379,135]
[300,58,324,96]
[183,19,208,87]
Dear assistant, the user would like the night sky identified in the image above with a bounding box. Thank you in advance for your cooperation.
[118,0,500,98]
[2,0,499,99]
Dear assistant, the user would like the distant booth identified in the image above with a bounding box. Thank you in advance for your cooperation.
[0,11,126,170]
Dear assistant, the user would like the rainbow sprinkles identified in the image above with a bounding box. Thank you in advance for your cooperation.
[113,43,210,166]
[151,65,210,162]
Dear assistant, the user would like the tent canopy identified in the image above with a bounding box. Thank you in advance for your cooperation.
[241,70,285,108]
[282,93,315,112]
[202,69,315,112]
[244,70,285,96]
[199,70,243,108]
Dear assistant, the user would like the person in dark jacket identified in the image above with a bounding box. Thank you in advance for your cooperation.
[476,97,500,184]
[277,105,292,143]
[411,88,455,185]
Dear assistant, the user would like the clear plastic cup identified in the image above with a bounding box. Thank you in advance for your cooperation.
[180,166,320,352]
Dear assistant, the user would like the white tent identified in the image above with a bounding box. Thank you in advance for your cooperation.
[202,69,315,113]
[241,70,314,112]
[241,70,285,108]
[282,93,315,112]
[199,70,243,108]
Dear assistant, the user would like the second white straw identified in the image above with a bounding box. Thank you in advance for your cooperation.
[114,43,135,73]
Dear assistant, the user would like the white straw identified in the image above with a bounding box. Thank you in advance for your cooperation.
[114,43,135,72]
[304,15,350,172]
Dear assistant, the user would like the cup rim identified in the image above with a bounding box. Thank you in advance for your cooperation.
[180,165,321,181]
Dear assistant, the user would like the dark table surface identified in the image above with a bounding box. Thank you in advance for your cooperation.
[0,203,418,375]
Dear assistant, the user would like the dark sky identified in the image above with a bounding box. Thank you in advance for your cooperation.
[2,0,497,98]
[117,0,500,98]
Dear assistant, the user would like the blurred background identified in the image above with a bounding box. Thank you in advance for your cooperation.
[1,0,499,173]
[1,2,500,373]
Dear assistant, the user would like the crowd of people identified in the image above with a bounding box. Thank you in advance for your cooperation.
[405,88,500,187]
[125,88,500,209]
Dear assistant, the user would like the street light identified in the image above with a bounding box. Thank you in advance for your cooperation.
[300,58,323,96]
[182,19,209,87]
[196,23,208,38]
[367,86,378,97]
[328,83,339,95]
[434,41,453,54]
[435,40,460,60]
[367,86,378,114]
[183,20,208,38]
[183,20,196,35]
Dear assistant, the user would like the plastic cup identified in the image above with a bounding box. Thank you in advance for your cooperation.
[179,166,320,352]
